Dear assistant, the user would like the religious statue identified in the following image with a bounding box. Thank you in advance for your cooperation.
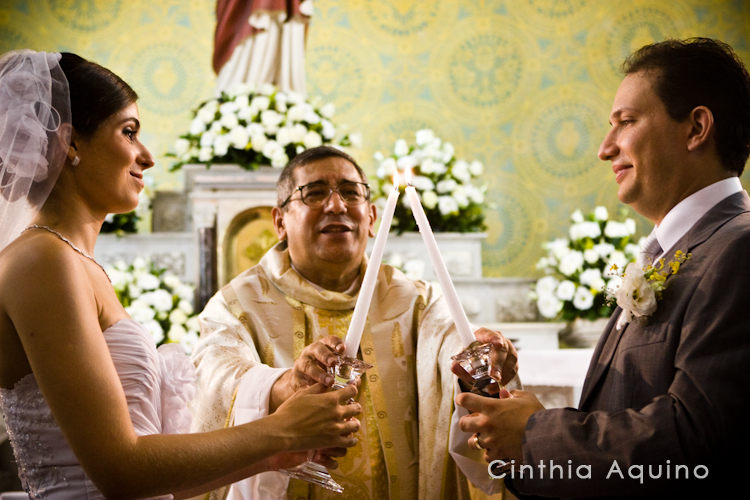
[213,0,313,95]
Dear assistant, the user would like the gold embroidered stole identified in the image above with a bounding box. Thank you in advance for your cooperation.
[284,298,390,500]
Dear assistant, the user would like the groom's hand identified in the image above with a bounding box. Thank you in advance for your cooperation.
[456,389,542,462]
[270,335,345,412]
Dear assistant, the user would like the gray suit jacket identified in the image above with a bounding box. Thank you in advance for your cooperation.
[513,191,750,498]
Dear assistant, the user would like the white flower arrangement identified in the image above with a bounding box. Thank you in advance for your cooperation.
[533,206,643,322]
[372,129,487,233]
[169,82,360,171]
[106,257,200,354]
[383,252,427,281]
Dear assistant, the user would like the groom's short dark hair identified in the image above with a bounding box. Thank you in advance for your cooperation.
[623,37,750,175]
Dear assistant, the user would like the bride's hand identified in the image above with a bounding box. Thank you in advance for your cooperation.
[310,447,347,469]
[269,383,361,452]
[263,447,348,472]
[261,450,310,471]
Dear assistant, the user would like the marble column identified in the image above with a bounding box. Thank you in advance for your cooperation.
[194,203,218,310]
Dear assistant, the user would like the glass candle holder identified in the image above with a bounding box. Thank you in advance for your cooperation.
[283,354,372,492]
[451,341,498,395]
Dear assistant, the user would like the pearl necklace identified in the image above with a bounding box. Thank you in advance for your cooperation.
[24,224,111,282]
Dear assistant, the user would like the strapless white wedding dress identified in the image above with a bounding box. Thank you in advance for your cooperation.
[0,319,196,499]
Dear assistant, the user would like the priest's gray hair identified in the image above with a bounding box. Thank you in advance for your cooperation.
[276,145,369,208]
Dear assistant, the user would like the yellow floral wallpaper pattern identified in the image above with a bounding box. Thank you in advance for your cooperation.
[1,0,748,277]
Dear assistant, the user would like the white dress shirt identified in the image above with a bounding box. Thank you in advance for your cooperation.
[650,176,743,260]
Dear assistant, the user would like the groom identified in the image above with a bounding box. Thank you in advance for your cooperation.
[455,37,750,498]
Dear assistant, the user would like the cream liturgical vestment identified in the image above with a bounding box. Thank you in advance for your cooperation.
[191,243,490,500]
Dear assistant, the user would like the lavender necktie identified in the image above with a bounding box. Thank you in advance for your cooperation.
[641,233,663,265]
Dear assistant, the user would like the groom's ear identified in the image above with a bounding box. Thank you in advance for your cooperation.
[686,105,714,152]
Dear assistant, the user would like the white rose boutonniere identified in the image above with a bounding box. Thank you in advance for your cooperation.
[614,262,658,325]
[609,250,691,330]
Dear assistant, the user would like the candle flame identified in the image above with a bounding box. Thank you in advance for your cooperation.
[392,170,401,189]
[403,167,413,186]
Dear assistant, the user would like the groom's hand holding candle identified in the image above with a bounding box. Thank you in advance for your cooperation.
[455,389,544,462]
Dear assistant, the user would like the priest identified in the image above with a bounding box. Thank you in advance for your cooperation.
[191,145,518,500]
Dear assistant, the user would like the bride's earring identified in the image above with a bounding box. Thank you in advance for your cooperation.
[68,142,79,166]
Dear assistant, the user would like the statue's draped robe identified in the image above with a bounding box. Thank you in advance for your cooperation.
[191,244,495,499]
[213,0,309,94]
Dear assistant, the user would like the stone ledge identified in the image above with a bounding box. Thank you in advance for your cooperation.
[518,348,594,407]
[481,322,564,351]
[94,232,197,284]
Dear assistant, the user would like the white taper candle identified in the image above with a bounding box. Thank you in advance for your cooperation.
[404,184,475,346]
[344,180,400,356]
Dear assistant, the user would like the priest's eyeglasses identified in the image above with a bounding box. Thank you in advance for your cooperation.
[281,181,371,208]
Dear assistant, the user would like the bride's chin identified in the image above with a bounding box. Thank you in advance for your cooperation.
[108,199,139,216]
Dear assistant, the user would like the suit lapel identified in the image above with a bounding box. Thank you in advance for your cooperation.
[679,191,750,253]
[578,191,750,409]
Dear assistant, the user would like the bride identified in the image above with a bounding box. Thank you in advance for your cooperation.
[0,50,361,499]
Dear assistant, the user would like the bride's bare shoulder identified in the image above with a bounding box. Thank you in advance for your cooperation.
[0,231,90,300]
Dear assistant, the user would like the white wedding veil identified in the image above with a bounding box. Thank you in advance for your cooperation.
[0,50,71,252]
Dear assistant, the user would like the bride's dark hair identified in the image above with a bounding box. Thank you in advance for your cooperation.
[0,51,139,250]
[58,52,138,137]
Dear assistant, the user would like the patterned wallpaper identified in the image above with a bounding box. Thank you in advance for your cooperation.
[1,0,748,277]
